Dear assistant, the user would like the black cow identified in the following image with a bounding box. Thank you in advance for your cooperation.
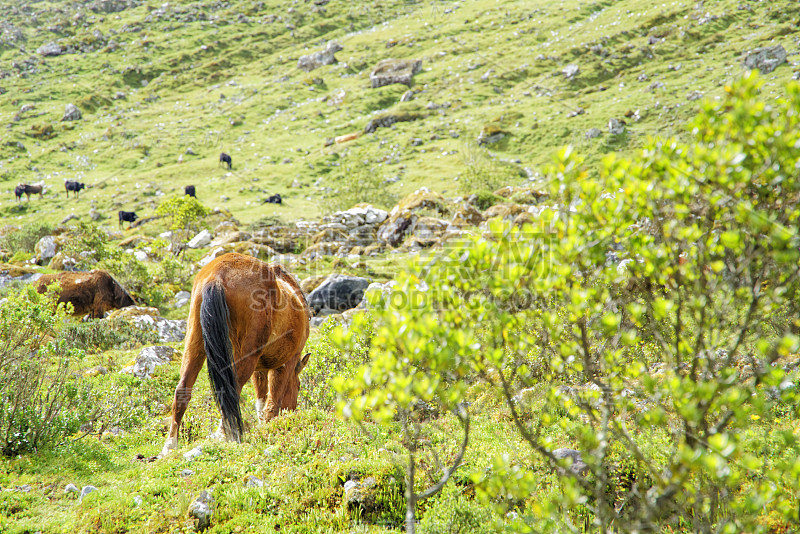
[118,210,138,228]
[65,180,86,198]
[219,152,232,169]
[14,184,43,201]
[264,194,282,204]
[184,185,196,198]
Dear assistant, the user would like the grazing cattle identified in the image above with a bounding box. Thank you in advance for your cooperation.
[65,180,86,198]
[34,270,136,319]
[264,194,282,205]
[184,185,196,198]
[14,184,43,201]
[118,210,138,228]
[160,253,311,458]
[219,152,232,169]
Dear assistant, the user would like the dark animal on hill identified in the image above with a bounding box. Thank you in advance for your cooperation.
[219,152,232,169]
[184,185,196,198]
[118,210,138,228]
[160,253,311,458]
[264,194,282,205]
[34,270,136,319]
[15,184,43,201]
[65,180,86,198]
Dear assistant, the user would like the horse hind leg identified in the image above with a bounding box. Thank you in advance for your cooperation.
[160,313,206,458]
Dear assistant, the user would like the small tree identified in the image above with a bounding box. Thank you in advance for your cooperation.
[339,73,800,532]
[155,195,210,255]
[335,298,471,533]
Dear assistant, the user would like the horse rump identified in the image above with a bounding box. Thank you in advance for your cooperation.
[200,281,243,441]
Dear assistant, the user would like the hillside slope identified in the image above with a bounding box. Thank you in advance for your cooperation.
[0,0,798,227]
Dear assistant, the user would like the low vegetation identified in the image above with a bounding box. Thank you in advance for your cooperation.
[0,0,799,532]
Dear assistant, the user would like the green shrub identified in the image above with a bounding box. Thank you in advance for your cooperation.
[0,222,54,254]
[60,318,158,354]
[0,285,92,456]
[339,73,800,533]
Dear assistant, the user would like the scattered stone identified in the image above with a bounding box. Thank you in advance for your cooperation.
[344,477,378,512]
[244,475,263,488]
[132,314,186,343]
[37,42,65,56]
[608,118,625,135]
[686,90,704,101]
[552,448,589,476]
[562,64,579,79]
[298,41,342,72]
[133,495,143,507]
[308,274,370,316]
[61,104,82,121]
[174,290,191,308]
[369,58,423,88]
[15,484,32,492]
[649,81,665,91]
[585,128,603,139]
[567,108,585,118]
[120,345,178,379]
[364,112,421,134]
[400,90,413,102]
[34,236,59,264]
[181,469,195,477]
[637,73,648,82]
[65,483,80,494]
[189,490,214,530]
[80,485,98,503]
[184,446,203,460]
[742,45,786,74]
[187,229,212,249]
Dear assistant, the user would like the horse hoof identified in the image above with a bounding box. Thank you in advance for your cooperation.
[158,437,178,459]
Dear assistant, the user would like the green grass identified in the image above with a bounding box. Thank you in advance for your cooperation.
[0,0,796,229]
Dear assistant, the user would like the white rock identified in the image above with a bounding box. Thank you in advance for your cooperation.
[184,446,203,460]
[187,230,212,249]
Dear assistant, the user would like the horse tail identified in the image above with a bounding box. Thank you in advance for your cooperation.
[200,281,243,442]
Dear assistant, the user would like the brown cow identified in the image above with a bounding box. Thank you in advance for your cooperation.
[34,270,136,319]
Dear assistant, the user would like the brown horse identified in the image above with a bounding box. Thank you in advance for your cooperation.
[160,253,311,457]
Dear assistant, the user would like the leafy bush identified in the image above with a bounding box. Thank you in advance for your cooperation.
[0,222,54,254]
[0,285,92,456]
[327,148,399,211]
[301,319,373,411]
[339,73,800,532]
[60,318,158,354]
[156,194,210,254]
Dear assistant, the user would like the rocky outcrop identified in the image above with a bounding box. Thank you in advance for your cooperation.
[308,274,370,316]
[364,112,422,134]
[61,104,82,121]
[37,42,65,57]
[742,45,786,74]
[120,345,178,379]
[377,188,449,247]
[297,41,342,72]
[369,58,423,88]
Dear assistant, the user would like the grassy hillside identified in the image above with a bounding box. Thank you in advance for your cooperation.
[1,1,800,533]
[0,0,797,228]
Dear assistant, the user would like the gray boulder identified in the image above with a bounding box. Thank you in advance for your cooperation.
[187,229,212,249]
[742,45,787,74]
[552,448,589,476]
[62,103,82,121]
[37,42,65,56]
[34,236,58,263]
[585,128,603,139]
[131,314,186,342]
[344,477,377,511]
[370,58,423,88]
[308,274,370,315]
[608,118,625,135]
[121,345,178,379]
[297,41,342,72]
[189,490,214,530]
[79,485,98,503]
